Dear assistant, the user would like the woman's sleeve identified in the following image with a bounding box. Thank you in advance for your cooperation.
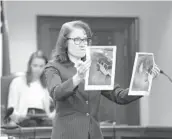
[101,84,142,105]
[7,77,22,123]
[44,67,78,101]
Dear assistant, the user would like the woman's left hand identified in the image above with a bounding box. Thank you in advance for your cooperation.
[151,64,160,79]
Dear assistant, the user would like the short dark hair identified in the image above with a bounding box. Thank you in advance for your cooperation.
[26,50,48,88]
[51,20,92,63]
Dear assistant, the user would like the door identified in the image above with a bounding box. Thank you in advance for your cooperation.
[37,16,140,125]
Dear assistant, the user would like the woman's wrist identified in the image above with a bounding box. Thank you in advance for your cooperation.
[72,74,82,86]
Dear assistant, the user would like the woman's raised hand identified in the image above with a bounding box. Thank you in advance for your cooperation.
[73,60,92,86]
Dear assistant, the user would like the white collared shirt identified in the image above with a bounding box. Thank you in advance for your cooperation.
[7,75,52,123]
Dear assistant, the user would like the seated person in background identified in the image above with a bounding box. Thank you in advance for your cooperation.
[7,50,55,127]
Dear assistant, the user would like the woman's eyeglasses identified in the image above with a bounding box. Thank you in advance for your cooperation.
[66,37,92,45]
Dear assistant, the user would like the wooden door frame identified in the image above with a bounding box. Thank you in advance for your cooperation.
[36,15,140,125]
[37,15,139,53]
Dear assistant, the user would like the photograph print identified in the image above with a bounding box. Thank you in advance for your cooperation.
[129,52,155,96]
[85,46,116,90]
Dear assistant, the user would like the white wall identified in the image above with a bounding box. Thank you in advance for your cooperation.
[5,1,172,126]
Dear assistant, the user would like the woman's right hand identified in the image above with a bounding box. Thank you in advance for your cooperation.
[76,60,92,80]
[73,60,92,86]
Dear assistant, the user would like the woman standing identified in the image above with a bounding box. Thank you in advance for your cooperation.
[44,20,160,139]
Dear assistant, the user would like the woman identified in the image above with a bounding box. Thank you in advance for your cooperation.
[44,20,160,139]
[8,50,55,127]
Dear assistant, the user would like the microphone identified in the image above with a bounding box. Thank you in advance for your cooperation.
[4,107,14,121]
[160,70,164,74]
[160,70,172,83]
[1,107,20,129]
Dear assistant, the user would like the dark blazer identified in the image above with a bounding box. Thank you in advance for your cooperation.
[43,60,141,139]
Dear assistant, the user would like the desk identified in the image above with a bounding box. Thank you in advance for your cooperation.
[114,125,172,139]
[1,125,115,139]
[1,125,172,139]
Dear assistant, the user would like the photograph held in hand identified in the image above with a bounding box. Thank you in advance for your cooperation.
[129,52,155,96]
[85,46,116,90]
